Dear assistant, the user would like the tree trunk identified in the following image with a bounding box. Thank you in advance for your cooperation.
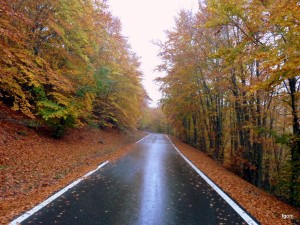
[288,77,300,205]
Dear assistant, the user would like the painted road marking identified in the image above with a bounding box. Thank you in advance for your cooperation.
[166,135,259,225]
[9,161,109,225]
[10,133,151,224]
[136,133,150,144]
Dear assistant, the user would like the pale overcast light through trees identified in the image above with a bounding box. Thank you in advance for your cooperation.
[108,0,199,107]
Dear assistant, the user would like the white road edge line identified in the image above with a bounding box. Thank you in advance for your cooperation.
[9,161,109,225]
[166,135,259,225]
[136,133,150,144]
[9,133,149,224]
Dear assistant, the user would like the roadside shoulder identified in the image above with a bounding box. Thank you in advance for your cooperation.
[169,135,299,225]
[1,128,146,225]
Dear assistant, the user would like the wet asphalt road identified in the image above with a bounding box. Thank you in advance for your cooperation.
[20,134,254,225]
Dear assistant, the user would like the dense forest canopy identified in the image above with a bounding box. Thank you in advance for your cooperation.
[0,0,147,137]
[157,0,300,206]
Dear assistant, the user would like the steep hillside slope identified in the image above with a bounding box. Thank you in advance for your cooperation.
[0,103,145,224]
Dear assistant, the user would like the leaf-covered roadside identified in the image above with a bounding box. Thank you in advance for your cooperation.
[157,0,300,206]
[170,136,300,225]
[0,119,145,225]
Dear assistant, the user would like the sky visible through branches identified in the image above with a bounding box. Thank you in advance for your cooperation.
[108,0,198,106]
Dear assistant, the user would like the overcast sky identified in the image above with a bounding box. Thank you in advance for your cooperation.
[108,0,199,107]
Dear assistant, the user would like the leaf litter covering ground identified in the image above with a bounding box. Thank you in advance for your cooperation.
[0,120,145,224]
[0,107,298,225]
[170,136,300,225]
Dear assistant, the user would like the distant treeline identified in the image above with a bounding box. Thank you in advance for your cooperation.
[139,106,170,133]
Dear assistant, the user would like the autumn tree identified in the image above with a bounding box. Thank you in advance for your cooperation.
[0,0,147,136]
[139,105,169,133]
[157,0,299,205]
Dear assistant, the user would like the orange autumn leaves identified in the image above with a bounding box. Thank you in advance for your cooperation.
[0,103,145,224]
[0,0,147,136]
[171,136,300,225]
[157,0,300,206]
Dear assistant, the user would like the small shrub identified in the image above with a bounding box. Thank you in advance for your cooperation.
[37,99,78,138]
